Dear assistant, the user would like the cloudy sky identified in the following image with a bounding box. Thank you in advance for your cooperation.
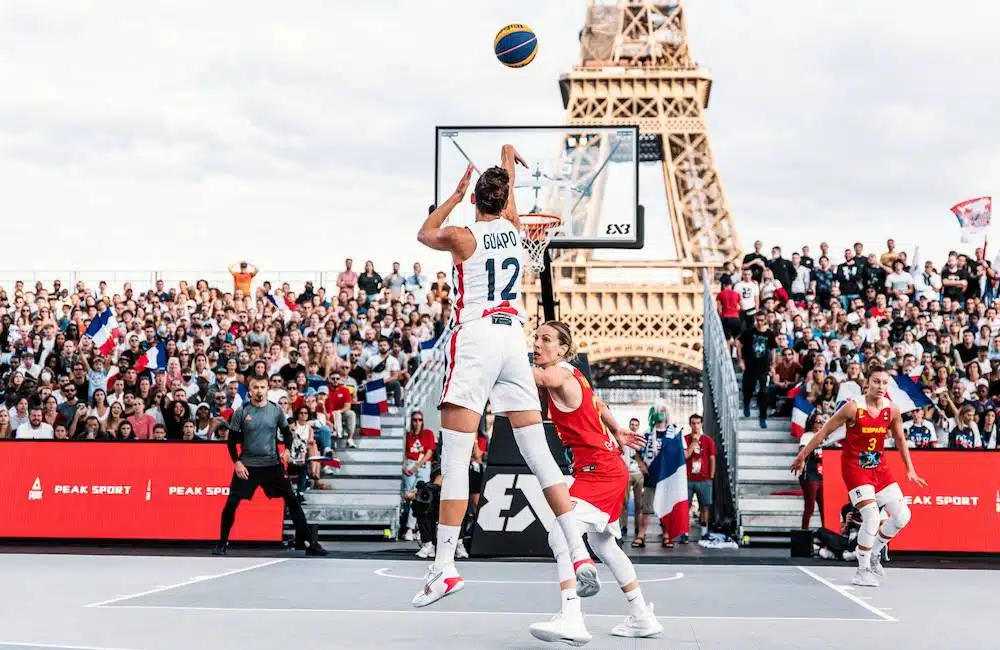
[1,0,997,286]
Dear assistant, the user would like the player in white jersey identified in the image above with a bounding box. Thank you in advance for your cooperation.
[412,146,599,608]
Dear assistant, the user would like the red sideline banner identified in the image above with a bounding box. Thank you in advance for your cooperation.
[822,449,1000,553]
[0,442,285,542]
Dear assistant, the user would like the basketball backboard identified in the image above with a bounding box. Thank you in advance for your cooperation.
[434,126,643,249]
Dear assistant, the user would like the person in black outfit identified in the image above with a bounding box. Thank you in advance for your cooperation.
[737,313,777,427]
[214,374,327,556]
[766,246,795,292]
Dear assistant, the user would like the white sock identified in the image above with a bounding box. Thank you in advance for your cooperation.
[561,588,581,617]
[625,587,647,617]
[856,547,871,570]
[702,523,710,538]
[556,512,590,564]
[432,524,461,571]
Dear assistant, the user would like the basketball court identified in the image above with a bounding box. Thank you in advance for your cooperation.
[1,553,995,649]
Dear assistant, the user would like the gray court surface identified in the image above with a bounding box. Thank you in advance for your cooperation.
[0,554,994,650]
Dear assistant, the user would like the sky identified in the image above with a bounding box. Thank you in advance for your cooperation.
[1,0,997,286]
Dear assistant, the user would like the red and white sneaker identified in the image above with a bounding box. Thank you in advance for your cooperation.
[573,558,601,598]
[411,564,464,608]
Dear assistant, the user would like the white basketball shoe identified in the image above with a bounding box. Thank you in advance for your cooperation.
[411,564,464,608]
[611,602,664,638]
[573,558,601,598]
[529,611,592,646]
[852,567,880,587]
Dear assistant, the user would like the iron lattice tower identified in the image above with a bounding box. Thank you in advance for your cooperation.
[524,0,742,371]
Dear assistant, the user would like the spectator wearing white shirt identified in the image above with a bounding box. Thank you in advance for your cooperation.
[405,262,429,305]
[733,269,760,324]
[365,337,402,406]
[15,406,54,440]
[789,253,810,302]
[885,260,914,298]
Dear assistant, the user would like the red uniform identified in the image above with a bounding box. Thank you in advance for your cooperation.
[841,399,896,493]
[547,363,629,523]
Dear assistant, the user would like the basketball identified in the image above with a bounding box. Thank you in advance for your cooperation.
[494,24,538,68]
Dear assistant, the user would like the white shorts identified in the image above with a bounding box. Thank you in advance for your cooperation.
[848,482,904,508]
[565,476,622,540]
[439,317,541,415]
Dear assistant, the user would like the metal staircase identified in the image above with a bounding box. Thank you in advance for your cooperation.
[736,416,820,544]
[283,333,452,541]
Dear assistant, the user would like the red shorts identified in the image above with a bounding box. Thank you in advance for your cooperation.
[569,463,628,524]
[841,460,895,494]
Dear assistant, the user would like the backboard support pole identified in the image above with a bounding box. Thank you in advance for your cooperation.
[538,247,557,323]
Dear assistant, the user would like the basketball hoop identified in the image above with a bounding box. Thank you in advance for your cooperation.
[519,213,562,272]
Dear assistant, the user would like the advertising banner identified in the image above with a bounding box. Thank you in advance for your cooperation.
[0,442,284,542]
[822,449,1000,552]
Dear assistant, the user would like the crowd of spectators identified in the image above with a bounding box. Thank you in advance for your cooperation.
[0,259,453,481]
[716,238,1000,450]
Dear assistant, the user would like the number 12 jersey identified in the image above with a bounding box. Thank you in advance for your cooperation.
[451,219,527,326]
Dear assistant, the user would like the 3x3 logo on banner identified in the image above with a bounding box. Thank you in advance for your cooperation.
[472,468,556,557]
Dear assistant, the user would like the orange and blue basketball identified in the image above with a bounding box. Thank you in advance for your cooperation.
[494,24,538,68]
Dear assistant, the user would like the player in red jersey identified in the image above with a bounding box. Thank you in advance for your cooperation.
[530,321,664,644]
[792,361,927,587]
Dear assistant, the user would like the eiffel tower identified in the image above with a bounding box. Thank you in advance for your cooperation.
[523,0,741,372]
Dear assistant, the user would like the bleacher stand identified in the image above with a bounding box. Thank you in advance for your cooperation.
[0,261,454,508]
[718,240,1000,535]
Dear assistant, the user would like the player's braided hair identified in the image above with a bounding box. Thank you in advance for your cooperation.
[542,320,577,360]
[474,166,510,216]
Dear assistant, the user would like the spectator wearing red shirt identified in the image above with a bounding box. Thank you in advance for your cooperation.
[401,410,436,542]
[325,373,357,448]
[717,276,743,340]
[683,414,716,541]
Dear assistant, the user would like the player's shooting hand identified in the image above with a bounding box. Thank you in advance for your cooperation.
[452,164,474,200]
[907,470,928,488]
[234,461,249,480]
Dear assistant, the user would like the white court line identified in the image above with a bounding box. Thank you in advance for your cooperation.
[373,567,684,584]
[95,604,891,622]
[0,641,143,650]
[83,559,289,608]
[796,566,897,622]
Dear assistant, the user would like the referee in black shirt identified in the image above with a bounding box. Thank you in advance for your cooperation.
[214,374,327,556]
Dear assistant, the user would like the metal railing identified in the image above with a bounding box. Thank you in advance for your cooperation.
[701,269,742,510]
[402,329,452,437]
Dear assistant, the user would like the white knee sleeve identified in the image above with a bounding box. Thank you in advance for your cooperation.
[439,429,476,501]
[857,502,879,548]
[589,532,637,588]
[547,524,576,584]
[881,499,911,537]
[513,423,564,489]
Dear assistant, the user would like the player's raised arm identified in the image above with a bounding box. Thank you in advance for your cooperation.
[791,400,856,473]
[418,164,474,252]
[890,405,928,487]
[500,144,527,227]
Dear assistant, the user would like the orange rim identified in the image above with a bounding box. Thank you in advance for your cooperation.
[520,213,561,242]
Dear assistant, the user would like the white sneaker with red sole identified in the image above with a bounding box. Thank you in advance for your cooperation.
[411,564,465,608]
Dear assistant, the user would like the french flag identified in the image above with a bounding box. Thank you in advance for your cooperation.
[835,376,931,413]
[790,393,815,439]
[649,429,690,542]
[85,309,121,357]
[366,379,389,415]
[360,401,381,437]
[134,343,167,373]
[230,383,249,411]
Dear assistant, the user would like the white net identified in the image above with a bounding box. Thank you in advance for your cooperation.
[519,214,561,272]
